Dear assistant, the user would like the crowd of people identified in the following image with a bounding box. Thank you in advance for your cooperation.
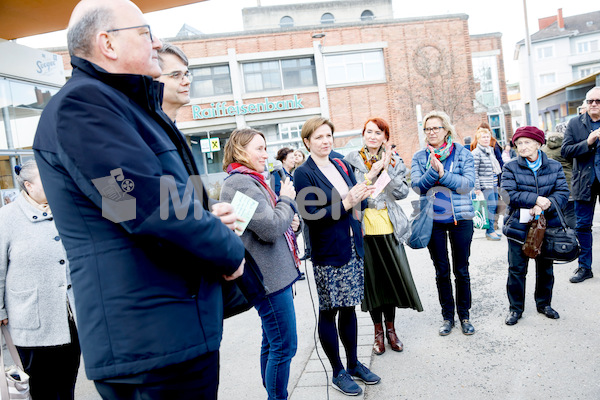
[0,1,598,399]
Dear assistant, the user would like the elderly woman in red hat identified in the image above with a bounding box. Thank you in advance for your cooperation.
[500,126,570,326]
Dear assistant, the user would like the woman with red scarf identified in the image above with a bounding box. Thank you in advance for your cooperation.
[220,128,302,400]
[411,110,476,337]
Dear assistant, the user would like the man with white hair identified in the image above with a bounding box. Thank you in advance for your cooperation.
[562,86,600,283]
[32,0,245,398]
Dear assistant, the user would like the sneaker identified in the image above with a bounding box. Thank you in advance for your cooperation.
[348,361,381,385]
[332,370,362,396]
[570,267,593,283]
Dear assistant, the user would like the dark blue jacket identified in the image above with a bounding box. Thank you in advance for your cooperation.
[293,156,366,266]
[411,143,475,222]
[561,112,599,201]
[501,152,570,243]
[33,57,245,380]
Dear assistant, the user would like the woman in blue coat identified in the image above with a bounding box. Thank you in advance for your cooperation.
[501,126,569,326]
[411,110,476,337]
[294,117,380,396]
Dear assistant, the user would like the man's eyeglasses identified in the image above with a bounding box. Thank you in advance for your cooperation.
[586,99,600,105]
[424,126,444,134]
[106,24,153,42]
[161,71,193,82]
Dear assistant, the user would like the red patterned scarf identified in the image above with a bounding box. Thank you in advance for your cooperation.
[226,163,300,269]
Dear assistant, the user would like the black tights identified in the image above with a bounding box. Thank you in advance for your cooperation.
[318,307,358,377]
[369,305,396,325]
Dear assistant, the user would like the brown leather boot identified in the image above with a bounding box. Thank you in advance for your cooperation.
[385,321,403,352]
[373,323,385,355]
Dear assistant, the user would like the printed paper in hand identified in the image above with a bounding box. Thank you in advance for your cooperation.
[371,170,391,198]
[231,191,259,235]
[519,208,534,224]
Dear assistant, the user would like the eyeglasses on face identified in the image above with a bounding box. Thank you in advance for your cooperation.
[586,99,600,105]
[106,24,153,42]
[424,126,444,134]
[161,70,193,82]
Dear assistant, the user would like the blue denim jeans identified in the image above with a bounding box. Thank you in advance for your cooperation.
[483,188,499,234]
[427,219,474,321]
[574,182,600,270]
[255,286,297,400]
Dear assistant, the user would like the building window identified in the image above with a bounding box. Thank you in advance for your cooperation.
[243,58,317,92]
[280,16,294,28]
[321,13,335,24]
[278,122,303,141]
[577,39,599,54]
[536,45,553,59]
[190,65,232,98]
[324,50,386,85]
[361,10,374,21]
[472,55,500,108]
[539,72,556,86]
[577,64,600,78]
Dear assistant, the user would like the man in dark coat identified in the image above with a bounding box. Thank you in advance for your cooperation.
[32,0,245,398]
[562,86,600,284]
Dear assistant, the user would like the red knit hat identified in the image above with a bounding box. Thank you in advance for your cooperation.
[512,126,545,145]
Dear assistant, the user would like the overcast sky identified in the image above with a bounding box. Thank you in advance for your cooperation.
[15,0,600,84]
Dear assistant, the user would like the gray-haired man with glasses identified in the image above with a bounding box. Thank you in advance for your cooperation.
[32,0,246,398]
[562,86,600,284]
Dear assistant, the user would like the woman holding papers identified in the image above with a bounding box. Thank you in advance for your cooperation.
[294,117,380,397]
[501,126,569,326]
[410,110,476,337]
[221,128,302,400]
[345,117,422,356]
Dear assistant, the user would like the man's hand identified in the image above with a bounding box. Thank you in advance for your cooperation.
[223,259,245,281]
[587,128,600,146]
[212,202,244,234]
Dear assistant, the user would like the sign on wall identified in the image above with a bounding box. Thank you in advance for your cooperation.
[192,95,304,120]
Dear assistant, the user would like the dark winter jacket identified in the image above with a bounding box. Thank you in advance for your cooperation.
[561,112,600,201]
[501,151,570,243]
[411,142,475,222]
[294,156,367,267]
[33,56,245,380]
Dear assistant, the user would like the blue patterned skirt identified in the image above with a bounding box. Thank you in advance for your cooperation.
[313,241,364,310]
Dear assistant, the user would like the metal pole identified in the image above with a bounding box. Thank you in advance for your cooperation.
[523,0,539,127]
[416,104,425,148]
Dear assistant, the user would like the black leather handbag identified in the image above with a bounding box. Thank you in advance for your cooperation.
[541,199,580,263]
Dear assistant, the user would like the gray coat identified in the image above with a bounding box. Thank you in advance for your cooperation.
[471,145,498,190]
[0,194,74,347]
[220,174,301,296]
[345,151,410,244]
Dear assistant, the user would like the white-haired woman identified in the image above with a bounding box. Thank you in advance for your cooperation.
[0,160,80,400]
[410,111,476,337]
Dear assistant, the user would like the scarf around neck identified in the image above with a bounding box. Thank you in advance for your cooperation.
[359,146,396,171]
[477,143,502,175]
[426,135,454,170]
[226,162,300,269]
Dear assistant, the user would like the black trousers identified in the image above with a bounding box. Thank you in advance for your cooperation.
[16,318,81,400]
[94,350,220,400]
[427,219,474,321]
[507,240,554,315]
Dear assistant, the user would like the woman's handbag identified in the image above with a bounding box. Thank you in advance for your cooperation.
[522,213,546,259]
[407,192,434,249]
[472,193,489,230]
[542,199,580,263]
[0,325,31,400]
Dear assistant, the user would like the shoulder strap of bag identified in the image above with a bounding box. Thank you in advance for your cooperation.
[548,197,568,231]
[1,325,25,399]
[333,158,349,176]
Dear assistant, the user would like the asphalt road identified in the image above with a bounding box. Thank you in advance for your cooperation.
[38,192,600,398]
